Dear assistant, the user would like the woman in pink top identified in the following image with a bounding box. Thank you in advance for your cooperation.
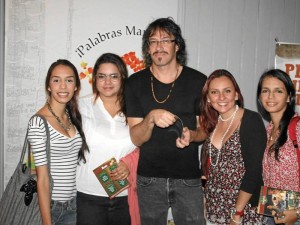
[257,69,300,225]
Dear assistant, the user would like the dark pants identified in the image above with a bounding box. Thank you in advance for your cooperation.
[76,191,130,225]
[137,175,205,225]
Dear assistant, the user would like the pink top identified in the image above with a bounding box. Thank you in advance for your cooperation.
[263,117,300,192]
[121,148,141,225]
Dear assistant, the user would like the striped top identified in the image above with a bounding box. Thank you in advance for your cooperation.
[27,115,82,202]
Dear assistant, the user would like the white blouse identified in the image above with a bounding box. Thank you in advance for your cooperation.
[77,94,136,197]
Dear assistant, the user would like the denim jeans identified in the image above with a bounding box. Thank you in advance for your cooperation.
[76,191,130,225]
[51,197,76,225]
[137,175,205,225]
[264,216,300,225]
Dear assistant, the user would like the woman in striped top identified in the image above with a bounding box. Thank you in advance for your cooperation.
[27,59,89,225]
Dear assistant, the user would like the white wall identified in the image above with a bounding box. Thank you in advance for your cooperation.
[0,0,5,195]
[2,0,179,192]
[1,0,300,193]
[182,0,300,110]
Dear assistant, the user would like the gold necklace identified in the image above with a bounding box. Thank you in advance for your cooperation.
[269,125,279,141]
[47,101,72,131]
[150,66,179,104]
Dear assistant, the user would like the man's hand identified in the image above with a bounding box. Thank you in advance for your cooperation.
[150,109,177,128]
[176,127,191,148]
[176,127,207,148]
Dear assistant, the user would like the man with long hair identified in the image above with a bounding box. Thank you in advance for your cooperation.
[125,17,207,225]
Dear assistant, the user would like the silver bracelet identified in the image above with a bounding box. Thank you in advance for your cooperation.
[230,212,243,224]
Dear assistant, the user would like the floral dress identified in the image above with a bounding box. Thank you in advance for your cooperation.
[262,116,300,225]
[263,120,300,192]
[204,130,264,225]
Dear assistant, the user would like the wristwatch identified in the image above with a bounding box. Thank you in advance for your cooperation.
[231,208,244,216]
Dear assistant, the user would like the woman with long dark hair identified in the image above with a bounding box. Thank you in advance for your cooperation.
[76,53,137,225]
[28,59,89,224]
[257,69,300,225]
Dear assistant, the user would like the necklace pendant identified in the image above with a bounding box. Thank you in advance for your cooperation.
[46,101,73,132]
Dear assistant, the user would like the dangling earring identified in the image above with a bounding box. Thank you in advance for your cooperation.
[207,99,211,103]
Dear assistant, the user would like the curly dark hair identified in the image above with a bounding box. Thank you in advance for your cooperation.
[256,69,296,160]
[142,17,187,67]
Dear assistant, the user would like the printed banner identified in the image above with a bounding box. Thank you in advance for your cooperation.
[275,42,300,113]
[4,0,178,187]
[44,0,178,97]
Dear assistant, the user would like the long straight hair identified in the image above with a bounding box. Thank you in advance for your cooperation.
[45,59,89,162]
[256,69,296,160]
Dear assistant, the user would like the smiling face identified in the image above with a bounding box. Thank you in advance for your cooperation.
[47,64,77,105]
[259,76,290,117]
[95,63,122,100]
[148,29,179,67]
[207,76,238,118]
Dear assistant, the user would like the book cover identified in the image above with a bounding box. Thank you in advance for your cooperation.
[93,157,130,199]
[257,186,300,217]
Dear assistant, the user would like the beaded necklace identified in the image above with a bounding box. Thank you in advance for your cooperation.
[150,66,179,104]
[218,105,238,121]
[209,105,239,166]
[47,101,72,131]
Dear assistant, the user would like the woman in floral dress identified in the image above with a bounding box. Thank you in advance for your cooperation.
[201,69,267,225]
[257,69,300,225]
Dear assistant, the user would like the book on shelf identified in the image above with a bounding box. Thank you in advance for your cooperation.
[257,186,300,217]
[93,157,130,199]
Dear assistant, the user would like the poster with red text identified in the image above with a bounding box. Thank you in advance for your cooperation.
[275,42,300,113]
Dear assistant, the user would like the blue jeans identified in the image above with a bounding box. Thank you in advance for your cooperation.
[76,191,130,225]
[264,216,300,225]
[51,197,76,225]
[137,175,205,225]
